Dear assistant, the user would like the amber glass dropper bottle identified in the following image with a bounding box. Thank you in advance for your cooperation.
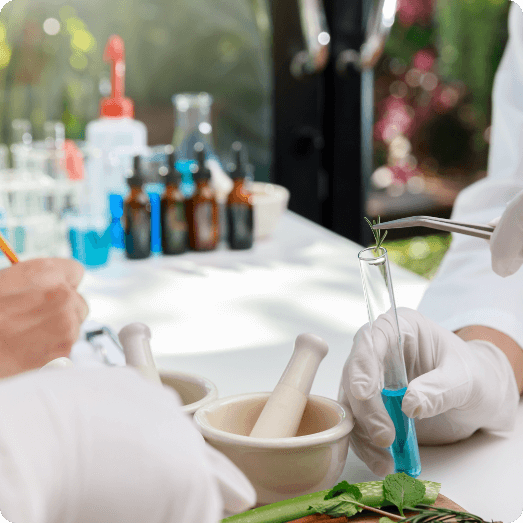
[227,142,254,250]
[186,143,219,251]
[123,155,151,259]
[160,150,188,254]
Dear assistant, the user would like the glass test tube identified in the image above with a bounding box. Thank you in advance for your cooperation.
[10,120,35,256]
[358,246,422,478]
[44,121,69,255]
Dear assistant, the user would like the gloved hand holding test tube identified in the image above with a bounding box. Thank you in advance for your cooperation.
[357,246,421,477]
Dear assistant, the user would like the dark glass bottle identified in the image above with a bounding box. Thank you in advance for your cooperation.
[227,142,254,250]
[160,151,188,254]
[186,143,219,251]
[123,155,151,259]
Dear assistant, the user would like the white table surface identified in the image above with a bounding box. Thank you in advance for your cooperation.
[79,211,523,523]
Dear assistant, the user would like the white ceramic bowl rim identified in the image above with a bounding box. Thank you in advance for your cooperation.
[194,392,354,449]
[250,182,290,198]
[160,370,218,414]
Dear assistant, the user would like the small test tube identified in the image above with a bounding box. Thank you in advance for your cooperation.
[358,246,422,478]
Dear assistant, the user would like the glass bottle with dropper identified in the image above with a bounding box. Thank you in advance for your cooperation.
[227,142,254,250]
[123,155,151,259]
[160,148,188,255]
[357,246,422,478]
[186,142,219,251]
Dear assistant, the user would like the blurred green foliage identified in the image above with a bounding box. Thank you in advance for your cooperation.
[0,0,272,179]
[435,0,510,116]
[0,0,512,186]
[381,0,510,175]
[383,234,452,279]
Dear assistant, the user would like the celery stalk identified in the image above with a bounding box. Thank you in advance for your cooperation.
[222,480,441,523]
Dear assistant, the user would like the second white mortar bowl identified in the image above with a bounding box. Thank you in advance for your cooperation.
[160,370,218,415]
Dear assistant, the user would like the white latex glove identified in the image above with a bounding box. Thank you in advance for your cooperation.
[489,189,523,277]
[0,367,255,523]
[338,307,519,477]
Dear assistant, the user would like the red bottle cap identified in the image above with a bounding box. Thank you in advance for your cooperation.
[64,140,84,180]
[99,35,134,118]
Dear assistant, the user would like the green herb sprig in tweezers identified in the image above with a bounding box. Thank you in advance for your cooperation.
[365,216,388,256]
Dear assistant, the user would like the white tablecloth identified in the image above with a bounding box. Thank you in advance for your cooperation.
[79,211,523,523]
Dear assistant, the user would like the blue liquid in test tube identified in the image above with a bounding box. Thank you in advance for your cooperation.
[381,387,422,477]
[358,246,422,478]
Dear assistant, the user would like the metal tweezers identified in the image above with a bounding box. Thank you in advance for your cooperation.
[372,216,495,240]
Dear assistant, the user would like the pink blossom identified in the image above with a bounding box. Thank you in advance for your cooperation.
[390,164,418,183]
[397,0,434,27]
[383,96,407,113]
[435,86,459,110]
[413,50,435,72]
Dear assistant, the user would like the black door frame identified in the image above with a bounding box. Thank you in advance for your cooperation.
[271,0,371,245]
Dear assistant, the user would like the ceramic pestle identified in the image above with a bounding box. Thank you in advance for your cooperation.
[118,323,162,384]
[249,333,329,438]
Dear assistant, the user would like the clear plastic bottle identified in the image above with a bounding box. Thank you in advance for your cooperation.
[86,35,148,220]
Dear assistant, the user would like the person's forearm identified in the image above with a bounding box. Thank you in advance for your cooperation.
[455,326,523,394]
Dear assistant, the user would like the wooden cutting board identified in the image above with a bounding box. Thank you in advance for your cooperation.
[284,494,465,523]
[333,494,465,522]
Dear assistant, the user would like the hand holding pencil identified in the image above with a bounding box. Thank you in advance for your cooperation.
[0,230,89,377]
[0,230,18,264]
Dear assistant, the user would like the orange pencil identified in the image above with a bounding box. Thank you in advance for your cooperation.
[0,230,19,264]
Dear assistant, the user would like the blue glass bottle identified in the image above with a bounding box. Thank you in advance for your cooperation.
[109,194,125,249]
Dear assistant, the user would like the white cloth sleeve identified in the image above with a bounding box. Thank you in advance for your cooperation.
[0,367,228,523]
[417,3,523,349]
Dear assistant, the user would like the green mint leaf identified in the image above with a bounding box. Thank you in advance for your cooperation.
[309,492,364,518]
[383,473,426,517]
[324,481,363,501]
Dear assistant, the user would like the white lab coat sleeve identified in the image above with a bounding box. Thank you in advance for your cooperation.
[0,367,227,523]
[417,3,523,349]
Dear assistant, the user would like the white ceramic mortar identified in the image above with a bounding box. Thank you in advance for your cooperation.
[250,182,290,239]
[194,392,354,505]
